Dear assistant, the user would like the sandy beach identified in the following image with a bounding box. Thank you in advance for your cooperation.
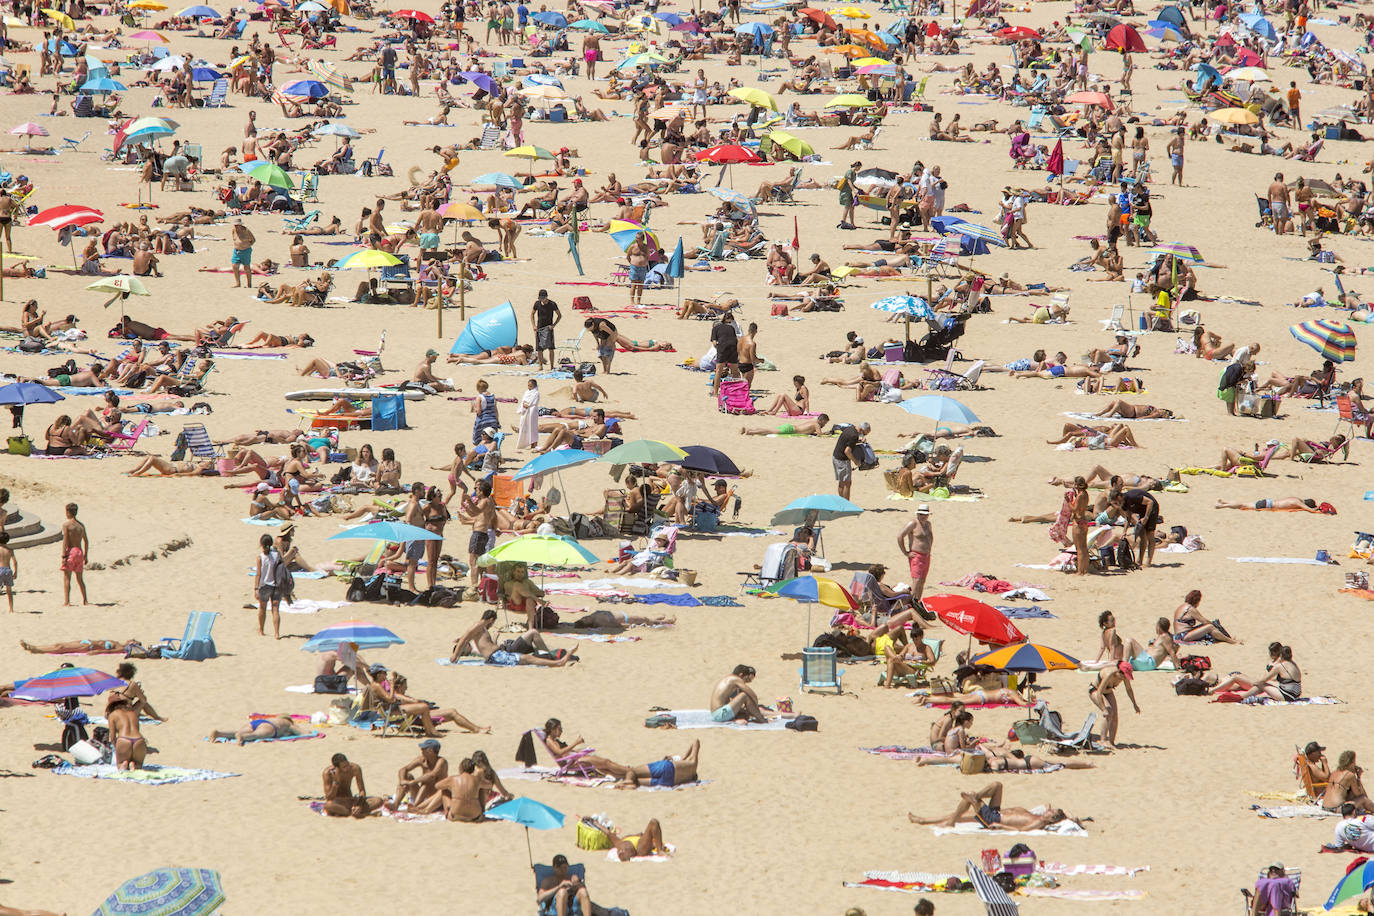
[2,0,1374,912]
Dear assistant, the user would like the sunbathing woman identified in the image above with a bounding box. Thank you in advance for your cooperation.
[126,455,219,477]
[980,744,1096,772]
[1214,497,1333,513]
[1174,589,1241,644]
[915,710,981,765]
[1208,642,1302,702]
[21,638,139,654]
[1045,423,1140,449]
[908,781,1078,830]
[1093,400,1175,419]
[914,684,1031,708]
[535,717,631,779]
[1012,361,1099,379]
[209,714,300,745]
[1212,440,1291,471]
[1192,326,1237,361]
[1285,434,1348,463]
[1048,467,1167,490]
[239,331,315,349]
[449,344,536,365]
[358,667,488,736]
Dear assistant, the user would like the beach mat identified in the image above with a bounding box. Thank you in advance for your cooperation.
[662,709,791,730]
[54,763,239,785]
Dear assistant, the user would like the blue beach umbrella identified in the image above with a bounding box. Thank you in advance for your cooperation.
[458,70,499,93]
[569,18,608,31]
[313,122,360,138]
[870,294,934,318]
[531,10,566,26]
[296,0,327,10]
[327,520,441,543]
[1239,12,1276,41]
[302,621,405,652]
[451,301,518,355]
[470,171,523,189]
[190,67,221,81]
[734,20,774,36]
[656,11,684,24]
[488,796,566,867]
[512,449,598,481]
[80,76,126,93]
[0,381,65,405]
[945,221,1006,247]
[898,394,981,425]
[179,4,221,15]
[1325,858,1374,909]
[770,493,863,526]
[282,79,329,98]
[12,666,125,701]
[92,867,224,916]
[708,186,756,214]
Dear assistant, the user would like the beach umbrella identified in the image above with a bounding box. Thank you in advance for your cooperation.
[511,449,598,514]
[1105,23,1146,51]
[29,204,102,228]
[972,642,1080,673]
[9,122,47,150]
[87,275,150,296]
[760,130,813,160]
[81,76,127,93]
[439,202,484,221]
[1211,106,1259,125]
[1227,66,1270,82]
[392,7,435,20]
[282,78,330,99]
[923,594,1026,648]
[825,93,874,108]
[569,18,609,31]
[1291,319,1357,363]
[12,667,125,701]
[470,171,524,190]
[608,223,659,251]
[519,84,568,101]
[523,73,564,89]
[824,43,871,57]
[335,248,402,271]
[0,381,64,407]
[898,394,981,426]
[487,797,566,868]
[179,4,221,15]
[670,20,702,32]
[844,28,886,50]
[1148,242,1203,262]
[615,52,673,71]
[829,6,870,18]
[313,122,360,139]
[651,103,692,121]
[1239,12,1277,41]
[482,533,599,567]
[1324,860,1374,910]
[598,439,687,465]
[531,10,566,26]
[766,574,858,641]
[872,294,935,343]
[674,445,741,476]
[799,6,836,27]
[694,144,762,183]
[131,0,169,8]
[504,145,556,177]
[451,301,518,355]
[240,161,294,189]
[3,16,34,28]
[747,0,793,8]
[656,11,685,23]
[770,493,863,526]
[327,520,439,544]
[148,55,187,71]
[130,29,170,42]
[734,20,775,37]
[41,7,75,27]
[302,621,405,652]
[457,71,499,93]
[708,186,756,214]
[306,59,350,92]
[1145,21,1184,41]
[946,221,1007,248]
[994,25,1039,40]
[189,67,221,81]
[92,867,224,916]
[856,63,896,76]
[1064,90,1112,109]
[728,86,778,111]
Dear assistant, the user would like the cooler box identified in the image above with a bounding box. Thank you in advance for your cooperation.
[884,344,905,362]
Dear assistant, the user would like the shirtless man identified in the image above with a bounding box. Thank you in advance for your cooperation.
[535,410,608,453]
[896,503,934,601]
[60,503,88,607]
[1268,172,1294,236]
[1324,751,1374,814]
[322,752,385,817]
[0,188,16,251]
[456,479,496,585]
[402,484,427,592]
[708,664,771,723]
[908,781,1078,830]
[740,413,829,436]
[570,369,608,403]
[737,322,759,387]
[106,695,146,770]
[428,757,485,821]
[394,738,448,809]
[413,349,454,392]
[450,609,574,667]
[616,739,702,790]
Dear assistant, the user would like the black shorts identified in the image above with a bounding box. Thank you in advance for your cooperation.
[500,636,533,654]
[468,530,490,555]
[717,346,738,365]
[1139,504,1160,531]
[738,362,754,373]
[535,325,555,351]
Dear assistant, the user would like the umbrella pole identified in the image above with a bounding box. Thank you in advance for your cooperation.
[525,825,534,869]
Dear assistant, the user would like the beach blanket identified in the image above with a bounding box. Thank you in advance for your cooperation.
[861,745,941,760]
[1211,693,1344,706]
[699,595,745,607]
[211,351,288,360]
[606,844,676,863]
[1063,411,1185,423]
[1038,863,1149,877]
[1021,888,1145,900]
[842,871,963,895]
[242,517,283,526]
[663,709,791,731]
[931,818,1088,837]
[209,729,325,744]
[1083,658,1176,672]
[996,605,1056,619]
[435,657,499,667]
[617,593,700,607]
[282,598,351,615]
[497,765,705,791]
[307,800,444,823]
[1231,557,1332,566]
[1252,804,1337,818]
[554,632,642,643]
[887,491,985,502]
[55,763,239,785]
[285,683,358,694]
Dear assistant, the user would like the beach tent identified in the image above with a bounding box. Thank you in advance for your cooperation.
[1156,4,1188,32]
[450,301,517,355]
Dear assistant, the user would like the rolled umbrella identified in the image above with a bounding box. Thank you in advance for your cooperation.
[898,394,981,426]
[487,796,566,867]
[923,594,1026,648]
[770,493,863,526]
[597,438,686,465]
[675,444,741,476]
[1291,319,1356,363]
[481,533,599,567]
[92,867,225,916]
[303,621,404,652]
[326,520,440,543]
[12,666,125,701]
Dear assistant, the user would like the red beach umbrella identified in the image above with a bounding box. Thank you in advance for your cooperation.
[923,594,1027,647]
[694,144,763,164]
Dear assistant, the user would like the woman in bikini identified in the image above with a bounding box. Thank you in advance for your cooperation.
[1192,326,1237,361]
[1045,423,1140,449]
[359,668,488,736]
[422,485,450,591]
[240,331,315,349]
[535,718,631,779]
[1093,400,1175,419]
[916,710,980,765]
[209,714,299,745]
[1070,476,1093,576]
[113,663,166,721]
[981,744,1096,772]
[469,749,514,809]
[759,375,811,416]
[20,638,139,654]
[1174,589,1240,644]
[1088,660,1140,749]
[106,694,147,770]
[929,701,967,748]
[1208,642,1302,701]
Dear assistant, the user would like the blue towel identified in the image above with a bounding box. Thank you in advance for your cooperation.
[995,605,1056,620]
[632,593,702,607]
[699,595,744,607]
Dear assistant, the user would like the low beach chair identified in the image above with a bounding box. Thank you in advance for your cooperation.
[181,422,223,458]
[158,611,220,661]
[284,209,320,232]
[965,859,1019,915]
[1033,700,1097,752]
[799,646,844,693]
[105,417,150,452]
[1294,747,1329,802]
[1333,395,1370,440]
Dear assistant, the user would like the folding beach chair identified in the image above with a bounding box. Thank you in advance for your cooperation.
[716,378,755,414]
[206,78,229,108]
[1031,699,1097,751]
[965,859,1019,915]
[297,172,319,202]
[105,417,149,452]
[62,131,90,151]
[554,328,584,365]
[158,611,220,661]
[738,541,798,592]
[1294,746,1329,802]
[284,209,320,232]
[799,646,844,693]
[1333,395,1370,440]
[180,422,223,458]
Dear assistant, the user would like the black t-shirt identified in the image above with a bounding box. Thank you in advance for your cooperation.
[711,321,738,357]
[1219,362,1246,390]
[1122,488,1158,519]
[381,47,397,68]
[533,299,559,329]
[590,319,615,342]
[833,425,860,461]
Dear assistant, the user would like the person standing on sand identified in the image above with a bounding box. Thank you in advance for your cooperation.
[230,218,255,288]
[0,532,17,613]
[402,483,427,592]
[582,31,601,80]
[839,160,859,228]
[253,533,285,639]
[459,478,496,586]
[60,502,88,607]
[1166,127,1185,186]
[897,504,934,602]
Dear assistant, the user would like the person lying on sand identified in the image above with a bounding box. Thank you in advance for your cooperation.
[216,429,310,446]
[210,714,299,745]
[600,817,671,858]
[1012,360,1099,379]
[1045,423,1140,449]
[616,740,702,790]
[450,609,576,667]
[914,684,1031,707]
[981,744,1095,773]
[1214,497,1334,513]
[908,781,1081,830]
[126,456,219,477]
[1092,400,1175,419]
[239,331,315,349]
[740,414,830,436]
[1048,468,1169,490]
[709,664,774,724]
[322,753,386,817]
[21,638,139,654]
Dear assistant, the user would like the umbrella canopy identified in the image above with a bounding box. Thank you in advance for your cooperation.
[240,160,293,188]
[334,248,402,269]
[482,533,599,566]
[923,595,1026,647]
[392,7,435,20]
[799,6,836,28]
[675,444,741,476]
[898,394,981,425]
[829,6,870,17]
[1148,242,1203,262]
[302,621,405,652]
[728,86,778,110]
[457,70,499,93]
[1064,90,1113,109]
[470,171,524,189]
[1239,12,1276,40]
[439,202,484,221]
[531,10,566,25]
[504,145,556,161]
[695,144,763,164]
[1227,66,1270,82]
[825,93,874,108]
[189,67,221,81]
[1211,106,1259,125]
[946,221,1007,247]
[616,52,673,70]
[511,448,599,481]
[327,520,439,543]
[770,493,863,526]
[569,18,609,31]
[824,43,872,56]
[871,294,934,318]
[41,7,75,27]
[87,275,151,296]
[179,4,221,15]
[1325,859,1374,910]
[313,122,360,138]
[707,186,757,214]
[1105,23,1147,51]
[81,76,127,93]
[282,78,330,98]
[766,574,858,609]
[608,222,659,251]
[130,29,170,41]
[307,59,351,92]
[972,643,1080,673]
[93,867,224,916]
[994,25,1040,40]
[9,121,48,137]
[1291,319,1357,363]
[734,20,774,36]
[598,439,687,464]
[29,204,103,229]
[519,84,568,101]
[131,0,168,8]
[12,666,125,701]
[760,130,813,159]
[0,381,64,406]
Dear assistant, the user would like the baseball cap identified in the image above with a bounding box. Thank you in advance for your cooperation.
[369,663,387,675]
[916,504,931,515]
[1117,660,1134,679]
[419,738,441,751]
[256,482,270,492]
[1304,741,1325,755]
[483,425,497,438]
[425,348,438,357]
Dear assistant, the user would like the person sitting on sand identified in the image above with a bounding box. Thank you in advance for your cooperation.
[915,710,980,765]
[322,752,386,817]
[1092,400,1175,419]
[413,349,455,392]
[504,563,552,630]
[616,739,702,790]
[1174,589,1241,645]
[709,664,774,723]
[449,609,576,668]
[1324,750,1374,815]
[740,413,830,436]
[758,376,811,416]
[1208,642,1302,702]
[1214,497,1335,514]
[394,738,448,809]
[907,781,1079,830]
[209,714,299,745]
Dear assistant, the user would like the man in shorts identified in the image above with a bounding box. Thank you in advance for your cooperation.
[708,664,771,723]
[897,503,934,602]
[907,781,1077,831]
[230,218,255,288]
[60,502,88,606]
[710,312,738,396]
[585,317,617,375]
[449,609,574,666]
[530,289,561,370]
[1121,487,1161,568]
[831,421,869,501]
[1268,172,1293,236]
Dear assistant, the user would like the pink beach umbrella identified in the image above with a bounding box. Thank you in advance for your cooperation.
[9,122,48,150]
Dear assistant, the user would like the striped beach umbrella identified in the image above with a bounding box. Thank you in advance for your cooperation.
[1148,241,1203,262]
[947,221,1007,246]
[1291,319,1357,363]
[93,867,224,916]
[12,666,125,701]
[972,642,1081,673]
[306,59,351,92]
[302,621,404,652]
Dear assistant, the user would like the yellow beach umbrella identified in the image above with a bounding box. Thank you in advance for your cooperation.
[1212,106,1258,125]
[850,56,890,67]
[518,84,568,101]
[439,202,484,221]
[825,93,874,108]
[728,86,778,111]
[336,248,402,269]
[828,6,870,18]
[41,8,75,28]
[504,145,556,160]
[130,0,169,9]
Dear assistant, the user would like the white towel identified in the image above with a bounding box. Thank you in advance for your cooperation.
[665,709,791,731]
[1231,557,1330,566]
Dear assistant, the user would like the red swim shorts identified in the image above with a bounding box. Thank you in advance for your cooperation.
[908,551,930,580]
[62,547,85,573]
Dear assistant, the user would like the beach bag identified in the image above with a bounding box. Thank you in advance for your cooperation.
[855,441,879,471]
[785,714,818,731]
[644,713,677,728]
[770,303,788,316]
[18,336,44,353]
[576,818,613,850]
[960,751,987,774]
[572,295,593,310]
[1174,676,1209,696]
[47,358,76,379]
[533,606,560,629]
[1179,654,1211,673]
[314,674,349,694]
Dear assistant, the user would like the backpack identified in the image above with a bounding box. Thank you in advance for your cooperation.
[572,295,593,310]
[1174,676,1210,696]
[813,631,871,658]
[47,358,77,379]
[533,606,561,629]
[854,441,879,471]
[1179,654,1211,673]
[1115,538,1136,570]
[785,714,819,731]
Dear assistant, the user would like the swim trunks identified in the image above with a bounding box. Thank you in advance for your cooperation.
[908,550,931,580]
[535,326,554,351]
[231,247,252,266]
[405,539,427,561]
[1170,154,1183,167]
[1255,498,1273,510]
[628,264,648,283]
[1049,365,1066,377]
[584,48,598,64]
[55,374,72,387]
[418,232,440,250]
[597,342,615,359]
[0,566,13,587]
[778,423,796,435]
[976,804,1002,828]
[832,457,852,482]
[63,547,85,572]
[1270,201,1289,219]
[647,758,676,787]
[710,704,736,722]
[468,530,490,555]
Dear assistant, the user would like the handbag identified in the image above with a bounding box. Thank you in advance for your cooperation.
[313,673,349,694]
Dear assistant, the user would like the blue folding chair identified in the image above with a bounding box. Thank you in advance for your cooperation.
[159,611,220,661]
[799,646,844,694]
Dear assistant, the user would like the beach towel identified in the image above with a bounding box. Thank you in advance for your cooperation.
[209,729,325,744]
[1063,411,1185,423]
[887,491,985,502]
[497,765,705,791]
[435,657,500,667]
[606,843,676,863]
[242,517,283,526]
[861,745,942,760]
[699,595,745,607]
[1231,557,1332,566]
[995,605,1056,619]
[616,593,701,607]
[841,871,964,894]
[662,709,791,731]
[546,577,687,593]
[931,817,1088,837]
[1037,863,1149,877]
[554,632,642,643]
[54,763,239,785]
[282,598,351,615]
[285,683,358,694]
[307,800,444,823]
[1211,693,1344,706]
[1021,888,1145,900]
[1252,804,1337,818]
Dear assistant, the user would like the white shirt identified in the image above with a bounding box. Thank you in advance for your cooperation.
[1336,816,1374,852]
